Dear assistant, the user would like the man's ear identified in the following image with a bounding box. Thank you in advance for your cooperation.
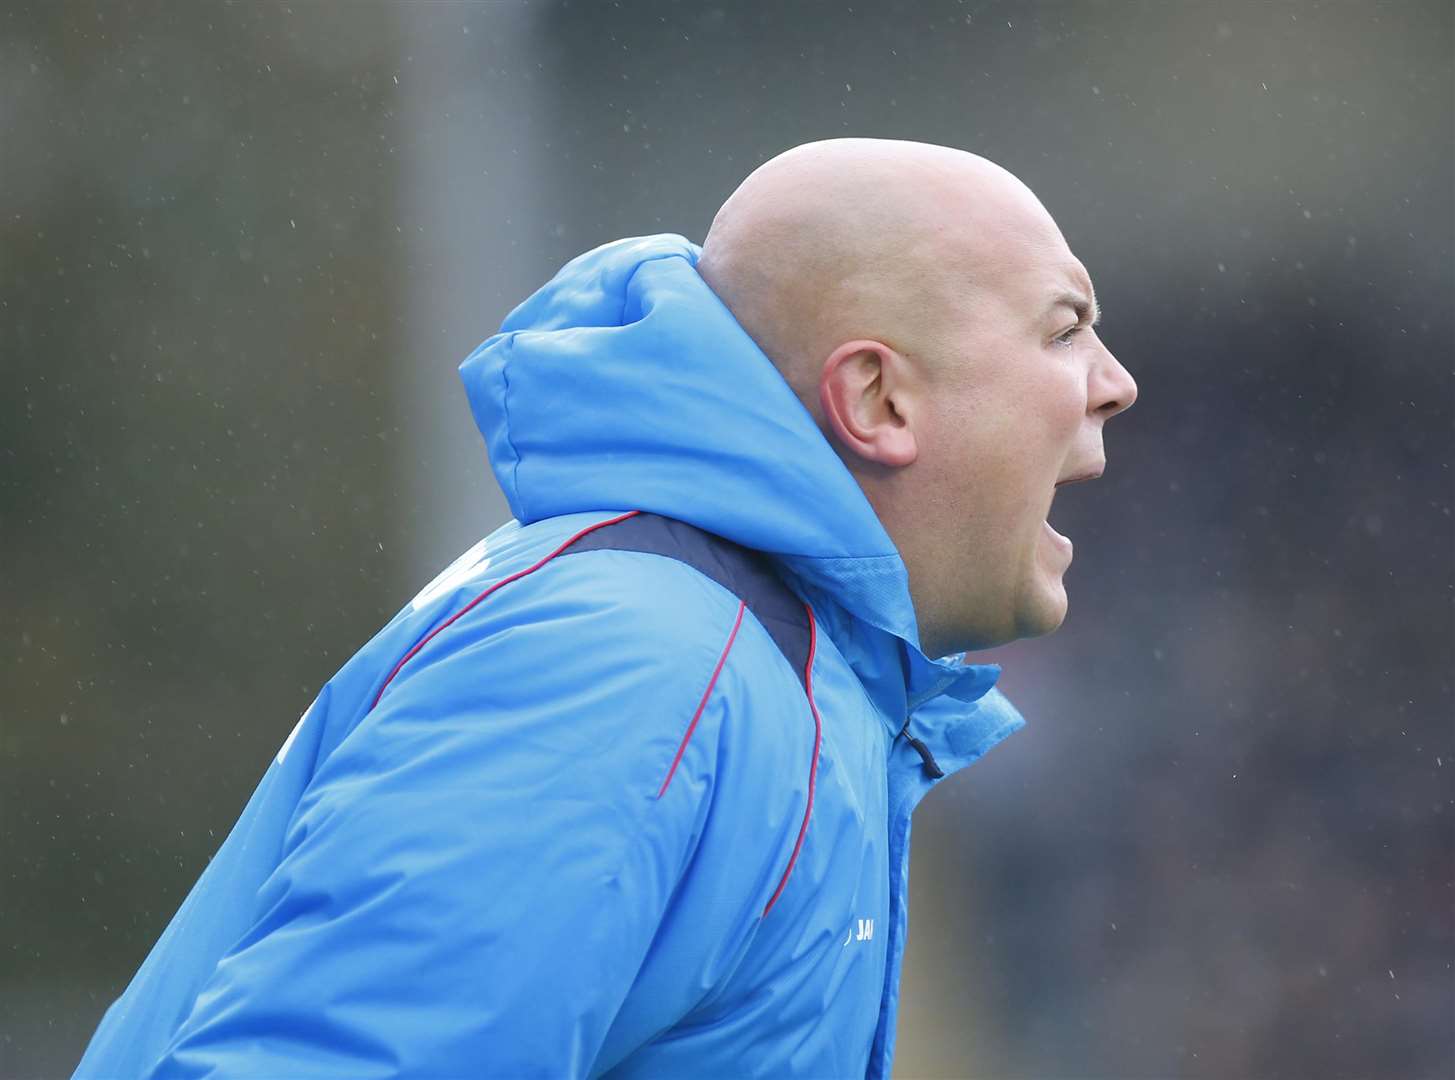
[818,339,920,468]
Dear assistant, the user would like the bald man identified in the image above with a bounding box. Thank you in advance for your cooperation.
[700,140,1136,655]
[75,139,1136,1080]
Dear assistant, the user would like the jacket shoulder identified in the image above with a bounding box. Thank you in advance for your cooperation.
[561,511,812,692]
[354,516,806,799]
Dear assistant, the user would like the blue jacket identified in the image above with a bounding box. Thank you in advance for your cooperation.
[74,234,1024,1079]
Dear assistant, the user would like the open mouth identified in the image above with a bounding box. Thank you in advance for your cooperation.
[1045,468,1104,555]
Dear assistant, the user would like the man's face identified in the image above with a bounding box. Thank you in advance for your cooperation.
[908,205,1137,653]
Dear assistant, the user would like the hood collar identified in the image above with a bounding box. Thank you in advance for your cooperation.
[459,234,1009,726]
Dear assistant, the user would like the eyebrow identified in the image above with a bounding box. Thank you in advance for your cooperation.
[1048,290,1102,327]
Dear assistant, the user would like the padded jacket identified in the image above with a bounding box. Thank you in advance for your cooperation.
[73,234,1024,1079]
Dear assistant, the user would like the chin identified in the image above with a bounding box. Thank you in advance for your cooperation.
[938,567,1070,654]
[1015,581,1069,640]
[949,593,1067,654]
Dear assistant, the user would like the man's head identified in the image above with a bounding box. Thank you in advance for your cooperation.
[697,138,1138,658]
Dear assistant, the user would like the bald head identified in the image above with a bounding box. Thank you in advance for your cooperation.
[697,138,1064,410]
[696,138,1138,656]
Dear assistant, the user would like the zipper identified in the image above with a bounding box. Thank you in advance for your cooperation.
[896,715,944,779]
[868,726,939,1079]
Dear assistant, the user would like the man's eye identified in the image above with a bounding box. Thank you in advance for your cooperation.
[1053,326,1082,347]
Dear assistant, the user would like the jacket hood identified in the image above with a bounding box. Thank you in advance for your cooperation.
[459,234,1019,738]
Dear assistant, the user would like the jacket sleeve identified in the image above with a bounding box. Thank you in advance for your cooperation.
[144,557,811,1079]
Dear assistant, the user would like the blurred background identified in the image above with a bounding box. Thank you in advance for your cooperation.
[3,1,1451,1077]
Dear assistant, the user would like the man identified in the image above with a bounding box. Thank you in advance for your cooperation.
[75,138,1136,1078]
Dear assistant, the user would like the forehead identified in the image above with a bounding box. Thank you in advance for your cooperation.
[951,228,1095,319]
[936,182,1089,285]
[892,170,1097,334]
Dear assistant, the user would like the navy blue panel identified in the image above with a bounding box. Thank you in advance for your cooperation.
[561,513,811,692]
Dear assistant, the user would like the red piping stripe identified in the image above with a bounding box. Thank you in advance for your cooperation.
[656,599,747,799]
[367,510,642,711]
[763,602,822,917]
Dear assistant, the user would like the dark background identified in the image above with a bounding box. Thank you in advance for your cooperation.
[3,2,1451,1077]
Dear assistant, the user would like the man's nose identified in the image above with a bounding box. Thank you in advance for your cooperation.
[1089,344,1138,420]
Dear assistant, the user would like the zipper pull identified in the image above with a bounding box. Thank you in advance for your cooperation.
[898,716,945,779]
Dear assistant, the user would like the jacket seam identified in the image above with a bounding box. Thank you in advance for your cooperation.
[365,511,642,711]
[762,603,822,917]
[655,600,748,798]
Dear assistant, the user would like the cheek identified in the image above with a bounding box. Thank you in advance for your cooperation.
[917,363,1084,524]
[919,407,1039,551]
[1053,373,1089,431]
[999,365,1085,457]
[1011,372,1089,485]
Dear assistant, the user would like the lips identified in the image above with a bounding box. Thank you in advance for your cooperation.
[1054,466,1104,488]
[1042,517,1073,555]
